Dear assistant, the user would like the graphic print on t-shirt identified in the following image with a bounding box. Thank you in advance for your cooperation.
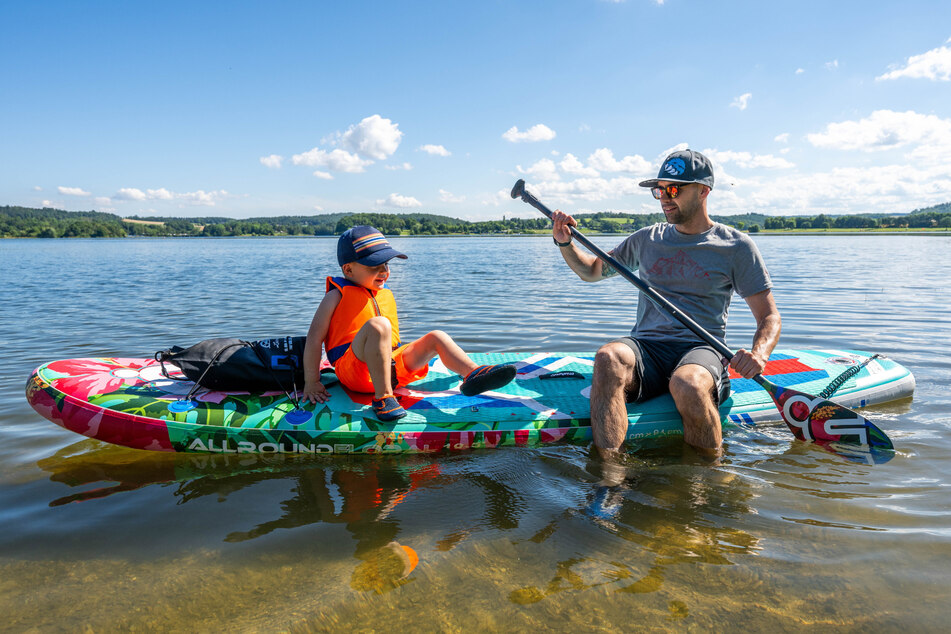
[647,249,710,280]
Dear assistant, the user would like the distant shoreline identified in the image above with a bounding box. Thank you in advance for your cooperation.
[5,228,951,240]
[5,204,950,238]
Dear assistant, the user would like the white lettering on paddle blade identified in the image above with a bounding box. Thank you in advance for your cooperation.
[782,395,819,440]
[823,418,869,446]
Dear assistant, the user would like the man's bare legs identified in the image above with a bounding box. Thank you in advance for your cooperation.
[669,364,722,457]
[590,341,639,461]
[590,341,722,459]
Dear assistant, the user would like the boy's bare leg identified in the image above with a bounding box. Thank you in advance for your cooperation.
[400,330,478,377]
[350,317,394,399]
[589,342,639,461]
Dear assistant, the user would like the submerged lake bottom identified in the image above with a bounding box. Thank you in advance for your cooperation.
[1,235,949,631]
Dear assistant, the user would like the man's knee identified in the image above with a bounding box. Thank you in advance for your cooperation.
[669,364,715,405]
[594,342,637,384]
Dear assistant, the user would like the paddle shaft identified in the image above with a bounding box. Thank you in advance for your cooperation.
[515,184,735,362]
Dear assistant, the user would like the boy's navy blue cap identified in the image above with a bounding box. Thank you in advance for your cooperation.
[638,149,715,189]
[337,225,408,267]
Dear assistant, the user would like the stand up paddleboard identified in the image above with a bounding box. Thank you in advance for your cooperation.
[26,349,913,454]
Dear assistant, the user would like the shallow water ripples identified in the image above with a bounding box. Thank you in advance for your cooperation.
[3,235,951,630]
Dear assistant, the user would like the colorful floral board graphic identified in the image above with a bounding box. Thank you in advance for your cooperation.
[26,351,914,454]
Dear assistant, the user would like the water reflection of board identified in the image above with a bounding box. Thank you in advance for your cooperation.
[26,349,914,454]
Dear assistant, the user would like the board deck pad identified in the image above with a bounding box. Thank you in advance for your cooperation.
[26,349,914,454]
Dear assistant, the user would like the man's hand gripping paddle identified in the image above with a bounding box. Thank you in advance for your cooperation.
[511,179,894,464]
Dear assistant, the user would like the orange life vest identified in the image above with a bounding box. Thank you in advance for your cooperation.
[324,276,401,364]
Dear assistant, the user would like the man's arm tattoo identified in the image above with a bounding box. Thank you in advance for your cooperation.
[600,260,618,278]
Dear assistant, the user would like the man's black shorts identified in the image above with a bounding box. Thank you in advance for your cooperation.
[612,336,731,405]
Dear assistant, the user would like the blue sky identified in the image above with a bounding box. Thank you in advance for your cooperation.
[2,1,950,220]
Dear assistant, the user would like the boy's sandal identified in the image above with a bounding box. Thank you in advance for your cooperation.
[460,364,517,397]
[372,394,407,421]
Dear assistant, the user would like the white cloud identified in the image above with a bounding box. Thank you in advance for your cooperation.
[514,148,656,202]
[806,109,951,153]
[287,115,401,178]
[147,188,174,200]
[703,150,795,169]
[340,114,403,160]
[378,193,422,208]
[713,162,951,218]
[292,147,372,173]
[385,162,413,171]
[877,40,951,81]
[113,187,229,206]
[559,153,600,177]
[587,148,652,174]
[517,158,560,181]
[730,92,752,110]
[115,188,147,201]
[58,186,90,196]
[439,189,465,203]
[260,154,283,169]
[502,123,556,143]
[529,176,643,204]
[795,68,805,75]
[420,144,450,156]
[693,112,951,217]
[826,59,839,70]
[493,108,951,219]
[193,191,227,206]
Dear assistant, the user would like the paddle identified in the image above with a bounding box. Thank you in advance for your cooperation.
[510,178,895,462]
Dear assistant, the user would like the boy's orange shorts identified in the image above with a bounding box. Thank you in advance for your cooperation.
[332,345,429,393]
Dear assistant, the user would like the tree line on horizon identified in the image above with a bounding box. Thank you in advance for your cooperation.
[2,203,950,238]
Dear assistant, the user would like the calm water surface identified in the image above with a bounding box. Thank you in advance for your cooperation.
[1,235,949,631]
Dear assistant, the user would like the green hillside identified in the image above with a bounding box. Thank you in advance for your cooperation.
[3,202,951,238]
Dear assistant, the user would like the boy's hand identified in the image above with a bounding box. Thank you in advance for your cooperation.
[302,380,330,404]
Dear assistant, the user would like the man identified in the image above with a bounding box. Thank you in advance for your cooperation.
[551,149,781,458]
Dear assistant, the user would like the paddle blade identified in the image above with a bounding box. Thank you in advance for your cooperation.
[753,375,894,456]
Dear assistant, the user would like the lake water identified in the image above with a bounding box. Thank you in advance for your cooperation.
[1,234,949,631]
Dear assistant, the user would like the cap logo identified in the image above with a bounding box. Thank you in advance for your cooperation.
[352,232,387,253]
[663,158,686,177]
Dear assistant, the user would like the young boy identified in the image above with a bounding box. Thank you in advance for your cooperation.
[302,225,517,421]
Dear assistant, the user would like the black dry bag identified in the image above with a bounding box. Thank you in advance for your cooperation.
[155,336,307,391]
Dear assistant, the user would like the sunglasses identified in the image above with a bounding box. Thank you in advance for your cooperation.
[650,183,693,200]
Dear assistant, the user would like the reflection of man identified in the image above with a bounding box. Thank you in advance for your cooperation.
[551,149,781,458]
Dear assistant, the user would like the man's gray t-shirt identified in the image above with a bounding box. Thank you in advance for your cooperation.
[610,222,772,344]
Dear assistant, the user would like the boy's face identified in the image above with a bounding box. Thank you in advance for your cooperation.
[342,261,390,291]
